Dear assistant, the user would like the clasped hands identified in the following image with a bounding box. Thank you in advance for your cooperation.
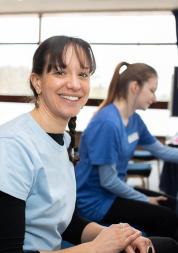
[92,223,154,253]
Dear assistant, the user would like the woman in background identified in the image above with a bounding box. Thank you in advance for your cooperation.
[75,62,178,241]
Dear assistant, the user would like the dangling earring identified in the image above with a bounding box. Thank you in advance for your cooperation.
[35,91,41,108]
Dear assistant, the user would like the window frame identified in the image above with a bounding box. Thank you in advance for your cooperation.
[0,11,175,110]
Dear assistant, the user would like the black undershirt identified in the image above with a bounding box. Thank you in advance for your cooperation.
[0,133,90,252]
[48,133,64,146]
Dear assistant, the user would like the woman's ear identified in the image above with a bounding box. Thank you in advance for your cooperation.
[130,81,140,95]
[30,73,41,95]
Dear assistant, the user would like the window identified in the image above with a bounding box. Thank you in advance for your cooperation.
[0,15,39,43]
[41,12,178,101]
[0,12,177,101]
[90,44,178,100]
[0,45,36,95]
[0,14,39,95]
[41,12,176,43]
[0,11,178,137]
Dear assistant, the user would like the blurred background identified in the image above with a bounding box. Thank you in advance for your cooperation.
[1,0,178,191]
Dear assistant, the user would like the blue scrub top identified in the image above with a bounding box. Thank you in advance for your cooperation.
[75,103,156,221]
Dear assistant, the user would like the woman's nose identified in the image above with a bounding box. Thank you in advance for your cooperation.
[67,75,81,90]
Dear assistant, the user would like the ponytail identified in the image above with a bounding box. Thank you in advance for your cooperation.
[99,62,129,110]
[98,61,157,111]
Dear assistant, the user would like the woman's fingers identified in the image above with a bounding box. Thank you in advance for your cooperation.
[92,224,141,253]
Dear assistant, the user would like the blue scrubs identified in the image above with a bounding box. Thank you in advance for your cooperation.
[75,103,156,221]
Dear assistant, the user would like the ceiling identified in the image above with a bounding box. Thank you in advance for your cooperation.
[0,0,178,14]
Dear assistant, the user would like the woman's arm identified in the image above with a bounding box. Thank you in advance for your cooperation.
[0,192,145,253]
[0,191,25,253]
[41,223,141,253]
[142,140,178,163]
[0,191,40,253]
[99,164,149,202]
[62,208,91,244]
[59,206,142,253]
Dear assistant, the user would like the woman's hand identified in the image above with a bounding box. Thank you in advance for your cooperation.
[91,223,141,253]
[125,236,155,253]
[149,196,167,205]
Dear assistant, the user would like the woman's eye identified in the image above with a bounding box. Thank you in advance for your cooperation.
[79,72,89,78]
[56,70,65,76]
[52,68,65,76]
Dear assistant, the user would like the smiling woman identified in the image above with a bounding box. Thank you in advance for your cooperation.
[30,36,95,128]
[0,35,146,253]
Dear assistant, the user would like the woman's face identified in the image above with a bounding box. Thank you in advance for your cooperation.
[135,76,158,110]
[35,45,90,121]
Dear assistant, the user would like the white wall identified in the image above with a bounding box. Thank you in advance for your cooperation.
[1,102,178,138]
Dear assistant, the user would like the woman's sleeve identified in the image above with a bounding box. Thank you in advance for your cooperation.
[0,191,25,252]
[85,121,119,165]
[142,140,178,163]
[62,207,91,245]
[99,164,148,202]
[136,114,156,146]
[0,139,38,252]
[0,138,34,201]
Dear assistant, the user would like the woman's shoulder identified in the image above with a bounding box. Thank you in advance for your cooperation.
[0,113,30,138]
[131,112,143,122]
[92,103,120,122]
[86,107,121,135]
[0,112,44,151]
[129,112,146,130]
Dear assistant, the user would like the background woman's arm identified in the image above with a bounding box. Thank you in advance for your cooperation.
[99,164,149,202]
[142,140,178,163]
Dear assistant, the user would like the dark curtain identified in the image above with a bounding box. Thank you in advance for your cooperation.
[170,11,178,117]
[173,10,178,46]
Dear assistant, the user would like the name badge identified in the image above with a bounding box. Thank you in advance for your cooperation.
[128,132,139,143]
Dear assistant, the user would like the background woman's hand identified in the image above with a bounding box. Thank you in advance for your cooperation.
[149,196,167,205]
[91,223,141,253]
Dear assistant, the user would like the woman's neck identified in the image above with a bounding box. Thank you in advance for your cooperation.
[114,99,134,126]
[31,107,67,134]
